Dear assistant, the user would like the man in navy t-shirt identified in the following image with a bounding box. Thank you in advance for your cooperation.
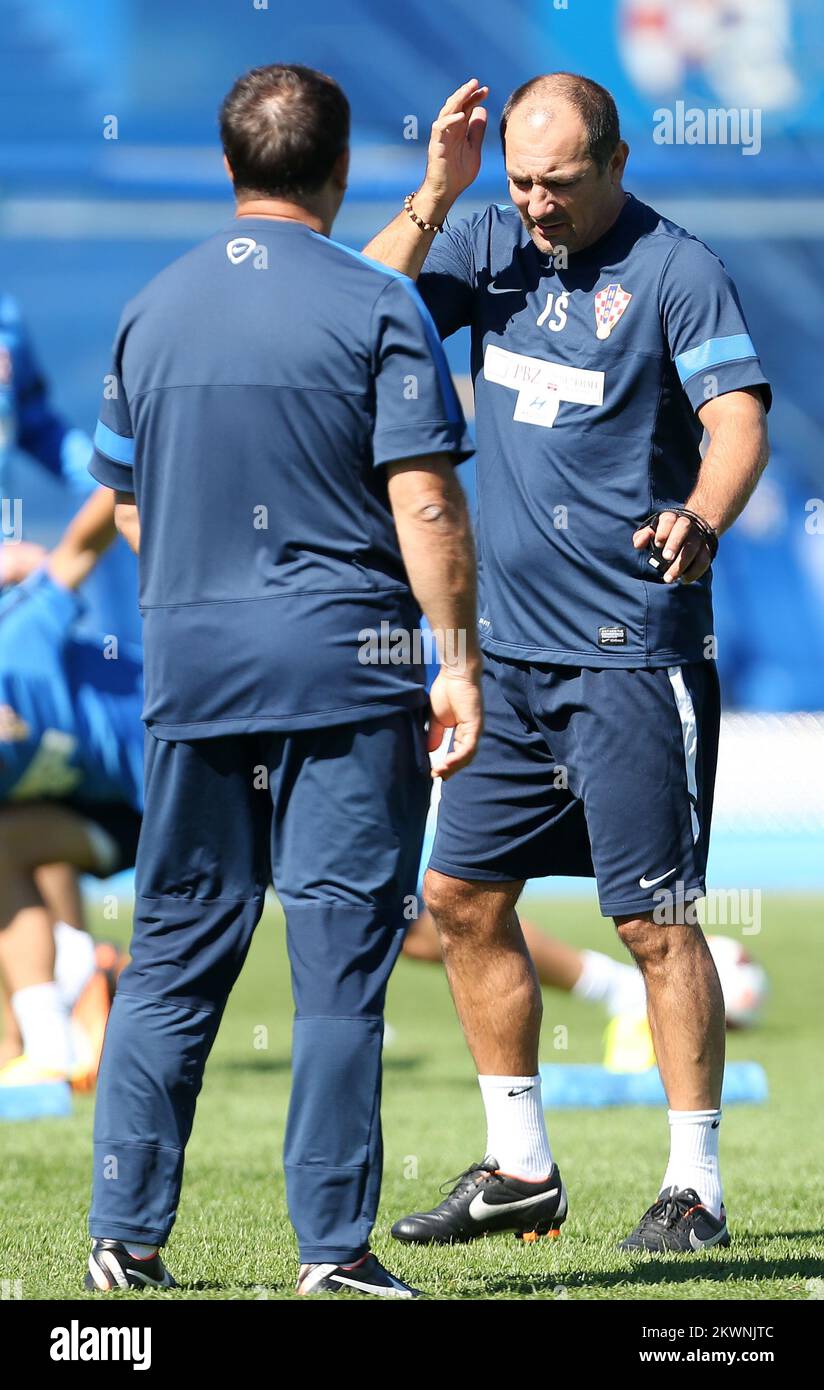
[365,73,770,1254]
[85,64,482,1299]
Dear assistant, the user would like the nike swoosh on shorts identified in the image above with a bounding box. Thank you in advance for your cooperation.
[639,868,677,888]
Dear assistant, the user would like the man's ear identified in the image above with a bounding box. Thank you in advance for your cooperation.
[223,153,235,185]
[610,140,629,185]
[332,147,350,192]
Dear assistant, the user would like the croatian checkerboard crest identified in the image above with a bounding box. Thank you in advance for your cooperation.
[594,282,632,339]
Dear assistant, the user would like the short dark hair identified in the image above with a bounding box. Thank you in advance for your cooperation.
[220,64,350,200]
[500,73,620,172]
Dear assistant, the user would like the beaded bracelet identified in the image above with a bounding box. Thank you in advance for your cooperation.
[403,192,444,234]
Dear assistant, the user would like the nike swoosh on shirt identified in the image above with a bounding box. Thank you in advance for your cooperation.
[468,1188,558,1222]
[639,868,678,889]
[487,281,522,294]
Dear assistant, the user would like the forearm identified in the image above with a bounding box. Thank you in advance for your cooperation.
[634,393,769,585]
[393,470,480,673]
[46,487,118,591]
[688,405,769,535]
[114,492,140,555]
[362,194,447,280]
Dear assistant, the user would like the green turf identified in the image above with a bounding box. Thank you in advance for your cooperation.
[2,894,822,1301]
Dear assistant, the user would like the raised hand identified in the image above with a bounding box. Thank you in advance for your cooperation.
[419,79,489,222]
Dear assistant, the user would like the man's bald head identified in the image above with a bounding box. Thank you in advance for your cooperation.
[498,72,627,256]
[500,73,620,172]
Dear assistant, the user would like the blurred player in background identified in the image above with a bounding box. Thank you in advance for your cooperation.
[366,72,770,1254]
[83,64,480,1299]
[0,488,138,1095]
[0,291,96,584]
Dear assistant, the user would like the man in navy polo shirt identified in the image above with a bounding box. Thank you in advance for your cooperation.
[365,73,770,1254]
[84,64,481,1298]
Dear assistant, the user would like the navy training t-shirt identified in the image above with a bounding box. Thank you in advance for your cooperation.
[417,193,771,667]
[90,218,472,739]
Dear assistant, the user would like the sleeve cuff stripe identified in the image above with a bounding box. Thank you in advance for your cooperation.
[94,419,135,465]
[675,334,757,384]
[89,453,134,491]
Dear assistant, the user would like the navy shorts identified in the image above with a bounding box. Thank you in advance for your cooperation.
[66,799,143,877]
[429,653,720,918]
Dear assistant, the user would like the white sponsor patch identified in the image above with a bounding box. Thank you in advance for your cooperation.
[484,344,604,429]
[513,387,561,428]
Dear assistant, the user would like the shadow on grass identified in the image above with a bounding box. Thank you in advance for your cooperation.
[208,1057,291,1075]
[125,1250,824,1300]
[383,1056,424,1072]
[478,1252,824,1298]
[184,1280,276,1292]
[209,1054,425,1076]
[770,1230,824,1240]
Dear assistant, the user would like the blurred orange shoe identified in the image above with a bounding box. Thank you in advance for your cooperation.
[93,940,129,987]
[70,942,129,1093]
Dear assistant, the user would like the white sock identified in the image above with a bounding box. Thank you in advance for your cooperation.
[477,1074,553,1180]
[573,949,646,1017]
[10,982,73,1073]
[53,922,96,1009]
[660,1109,723,1218]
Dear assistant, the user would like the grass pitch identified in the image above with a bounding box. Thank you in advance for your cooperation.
[2,894,821,1301]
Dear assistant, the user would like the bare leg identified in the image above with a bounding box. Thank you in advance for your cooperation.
[0,987,22,1065]
[0,864,56,996]
[34,862,86,932]
[616,914,725,1109]
[404,904,586,992]
[0,806,101,1074]
[0,863,94,1065]
[423,869,539,1075]
[0,805,97,1000]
